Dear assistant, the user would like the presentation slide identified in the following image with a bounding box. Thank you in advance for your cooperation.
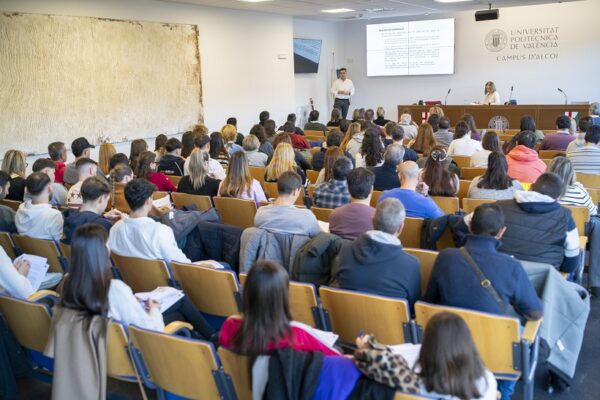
[366,18,454,76]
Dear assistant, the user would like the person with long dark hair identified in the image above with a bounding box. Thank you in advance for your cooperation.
[327,108,342,127]
[219,260,339,358]
[409,122,436,157]
[209,131,230,166]
[355,128,384,168]
[421,146,459,197]
[249,124,274,157]
[468,152,523,200]
[519,115,544,144]
[470,131,500,167]
[134,150,176,192]
[129,139,148,173]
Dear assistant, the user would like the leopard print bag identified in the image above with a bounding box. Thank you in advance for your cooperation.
[353,335,420,393]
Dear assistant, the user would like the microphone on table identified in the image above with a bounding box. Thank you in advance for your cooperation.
[558,88,568,105]
[509,86,514,101]
[444,88,451,105]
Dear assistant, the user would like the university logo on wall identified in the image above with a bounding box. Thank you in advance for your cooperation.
[485,29,508,52]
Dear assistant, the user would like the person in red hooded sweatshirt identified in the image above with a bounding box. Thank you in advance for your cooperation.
[506,131,546,184]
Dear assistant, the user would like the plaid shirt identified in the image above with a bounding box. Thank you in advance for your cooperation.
[313,179,351,209]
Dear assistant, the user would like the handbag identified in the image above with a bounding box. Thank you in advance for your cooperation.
[460,247,506,313]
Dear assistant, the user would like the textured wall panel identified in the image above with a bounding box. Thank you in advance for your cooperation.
[0,12,203,155]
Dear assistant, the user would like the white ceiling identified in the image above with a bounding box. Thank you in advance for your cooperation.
[159,0,581,21]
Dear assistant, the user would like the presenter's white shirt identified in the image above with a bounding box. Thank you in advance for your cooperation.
[483,91,501,105]
[331,78,355,99]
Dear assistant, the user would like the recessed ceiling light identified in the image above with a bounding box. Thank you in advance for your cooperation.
[322,8,355,13]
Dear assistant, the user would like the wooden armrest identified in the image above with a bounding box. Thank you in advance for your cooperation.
[27,290,60,302]
[522,318,543,343]
[579,236,587,251]
[164,321,193,335]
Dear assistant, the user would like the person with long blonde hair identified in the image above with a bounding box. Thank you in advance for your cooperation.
[340,121,363,159]
[410,122,437,157]
[218,152,266,205]
[177,149,220,197]
[265,143,306,184]
[98,143,117,175]
[1,149,27,201]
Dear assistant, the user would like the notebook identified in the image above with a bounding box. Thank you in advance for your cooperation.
[136,286,184,313]
[15,254,49,292]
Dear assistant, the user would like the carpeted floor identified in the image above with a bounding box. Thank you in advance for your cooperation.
[11,295,600,399]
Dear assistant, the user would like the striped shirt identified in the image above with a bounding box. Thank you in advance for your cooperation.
[567,146,600,174]
[559,182,598,215]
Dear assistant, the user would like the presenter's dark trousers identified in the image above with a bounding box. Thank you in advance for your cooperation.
[334,98,350,119]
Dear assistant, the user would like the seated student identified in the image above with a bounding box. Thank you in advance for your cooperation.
[329,168,376,240]
[548,157,598,215]
[471,130,500,168]
[26,159,68,207]
[409,122,437,158]
[48,141,67,184]
[108,164,134,212]
[567,124,600,174]
[279,113,305,137]
[589,102,600,126]
[326,108,342,128]
[426,203,543,319]
[379,161,444,219]
[0,171,17,233]
[468,152,524,200]
[219,259,339,356]
[242,135,268,167]
[0,247,35,299]
[373,106,390,127]
[177,149,221,198]
[218,152,267,206]
[63,137,107,185]
[157,138,185,176]
[1,150,26,201]
[520,115,545,145]
[315,146,346,185]
[129,139,149,173]
[334,198,420,305]
[15,172,63,241]
[284,122,310,150]
[354,312,497,400]
[304,110,327,133]
[340,121,364,159]
[66,224,215,339]
[434,116,453,147]
[183,133,226,180]
[209,131,230,166]
[313,157,352,209]
[447,121,483,157]
[134,150,177,192]
[539,115,576,151]
[492,173,581,273]
[109,153,129,170]
[355,128,384,168]
[154,134,168,162]
[62,177,124,245]
[311,130,354,171]
[506,131,547,184]
[248,124,274,157]
[268,133,312,171]
[387,123,418,162]
[108,178,191,265]
[254,171,321,237]
[399,112,418,140]
[225,117,245,146]
[222,124,243,155]
[265,143,307,184]
[420,146,459,197]
[371,144,404,191]
[67,158,99,209]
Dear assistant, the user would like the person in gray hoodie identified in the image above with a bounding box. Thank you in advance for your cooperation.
[15,172,63,241]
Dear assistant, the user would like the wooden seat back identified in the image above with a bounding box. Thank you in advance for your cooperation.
[110,253,172,293]
[539,150,564,159]
[431,196,459,214]
[457,179,472,207]
[319,286,411,345]
[306,169,320,184]
[218,347,251,400]
[399,217,423,248]
[404,249,438,296]
[310,206,333,222]
[451,155,471,169]
[248,166,266,183]
[0,199,21,212]
[261,182,305,206]
[0,295,52,352]
[370,190,383,207]
[565,205,590,237]
[462,198,497,214]
[12,235,67,273]
[289,281,320,328]
[587,187,600,206]
[460,167,487,180]
[0,231,17,259]
[58,242,71,264]
[171,261,241,317]
[212,197,257,229]
[165,175,182,186]
[129,326,223,400]
[171,192,213,211]
[577,173,600,189]
[107,321,137,382]
[304,130,326,137]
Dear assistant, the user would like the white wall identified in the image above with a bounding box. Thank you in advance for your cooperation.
[0,0,295,137]
[339,0,600,122]
[293,18,344,124]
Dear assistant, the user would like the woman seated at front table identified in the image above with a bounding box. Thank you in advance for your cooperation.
[217,151,267,206]
[61,224,215,340]
[177,148,221,198]
[468,152,523,200]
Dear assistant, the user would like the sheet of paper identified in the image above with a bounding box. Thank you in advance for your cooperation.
[152,195,171,209]
[16,254,49,292]
[136,286,184,313]
[310,328,339,348]
[389,343,422,369]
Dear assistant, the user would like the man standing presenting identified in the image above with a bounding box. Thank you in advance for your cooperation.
[331,68,355,119]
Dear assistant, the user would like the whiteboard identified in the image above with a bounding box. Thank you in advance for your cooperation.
[0,12,203,155]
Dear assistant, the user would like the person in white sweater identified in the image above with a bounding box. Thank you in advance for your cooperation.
[0,247,34,299]
[15,172,63,241]
[69,224,215,339]
[448,121,483,157]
